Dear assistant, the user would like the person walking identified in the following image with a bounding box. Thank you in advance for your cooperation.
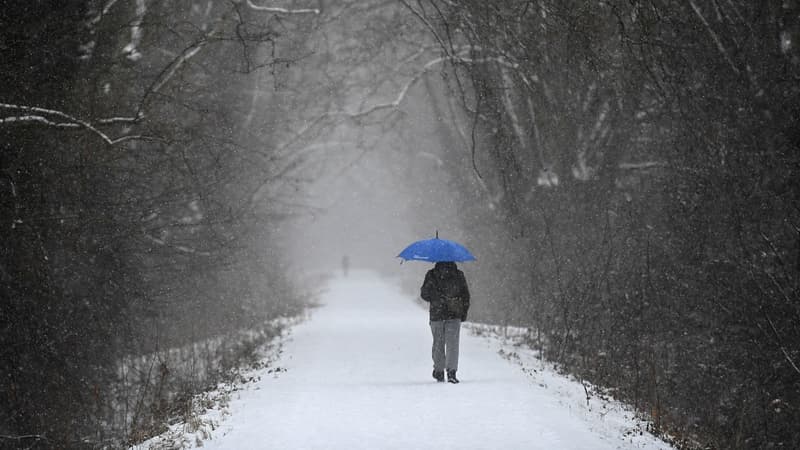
[420,261,470,384]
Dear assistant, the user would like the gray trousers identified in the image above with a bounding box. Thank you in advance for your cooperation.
[430,319,461,372]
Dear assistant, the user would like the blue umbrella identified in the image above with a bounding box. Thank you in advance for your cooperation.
[398,233,476,262]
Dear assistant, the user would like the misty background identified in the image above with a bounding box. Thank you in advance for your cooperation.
[2,1,799,449]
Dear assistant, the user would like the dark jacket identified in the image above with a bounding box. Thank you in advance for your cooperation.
[420,262,470,321]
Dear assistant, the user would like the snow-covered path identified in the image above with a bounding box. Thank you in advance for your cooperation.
[199,272,672,449]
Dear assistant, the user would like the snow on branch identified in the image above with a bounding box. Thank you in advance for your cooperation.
[618,161,667,170]
[0,103,150,146]
[88,0,121,27]
[245,0,320,14]
[688,0,740,75]
[763,311,800,376]
[0,115,81,128]
[122,0,147,61]
[96,115,142,125]
[144,234,212,256]
[342,59,438,118]
[1,103,117,144]
[0,435,48,444]
[343,53,520,118]
[400,0,538,92]
[148,44,205,96]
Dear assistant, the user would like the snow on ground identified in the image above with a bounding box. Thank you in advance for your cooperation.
[136,271,673,449]
[465,324,673,449]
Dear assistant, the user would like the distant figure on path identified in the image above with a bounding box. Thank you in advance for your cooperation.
[341,255,349,277]
[420,261,470,383]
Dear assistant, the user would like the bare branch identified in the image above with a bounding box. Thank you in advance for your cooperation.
[399,0,452,56]
[342,53,519,118]
[470,82,482,179]
[350,62,441,117]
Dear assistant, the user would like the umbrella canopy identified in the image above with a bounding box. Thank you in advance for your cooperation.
[398,235,476,262]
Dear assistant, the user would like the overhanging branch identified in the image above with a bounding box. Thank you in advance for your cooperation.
[0,103,158,146]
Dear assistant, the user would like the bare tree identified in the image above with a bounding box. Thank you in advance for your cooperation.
[404,0,800,447]
[1,1,317,446]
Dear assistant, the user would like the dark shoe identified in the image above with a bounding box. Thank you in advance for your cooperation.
[447,370,459,384]
[432,370,445,382]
